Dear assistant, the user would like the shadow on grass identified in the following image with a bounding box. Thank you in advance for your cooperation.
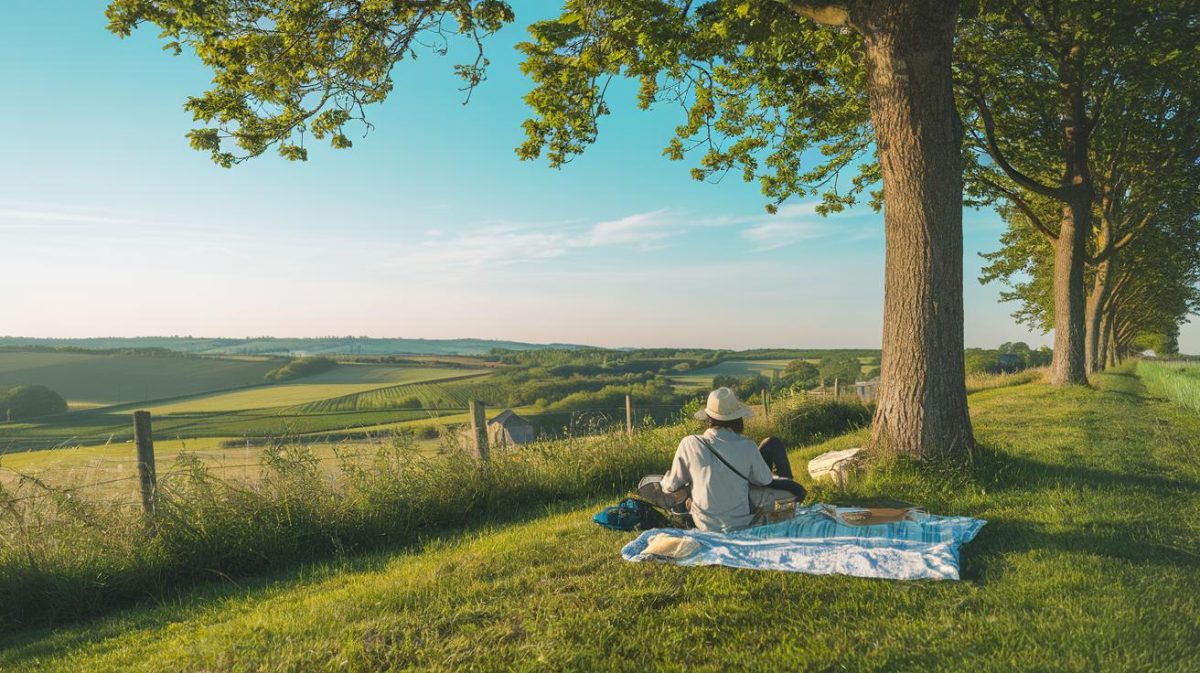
[962,517,1200,583]
[971,445,1199,496]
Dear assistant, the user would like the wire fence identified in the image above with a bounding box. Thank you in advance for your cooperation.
[0,398,700,514]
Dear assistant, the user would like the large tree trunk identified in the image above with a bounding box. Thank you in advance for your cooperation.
[1049,202,1091,385]
[855,0,974,458]
[1048,43,1093,386]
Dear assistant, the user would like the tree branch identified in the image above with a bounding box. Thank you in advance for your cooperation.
[979,175,1060,241]
[972,91,1066,200]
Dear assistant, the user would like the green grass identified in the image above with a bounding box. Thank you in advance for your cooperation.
[0,364,493,453]
[670,359,795,388]
[3,365,1199,671]
[138,366,482,414]
[1137,360,1200,412]
[0,351,280,405]
[672,356,882,390]
[291,373,499,413]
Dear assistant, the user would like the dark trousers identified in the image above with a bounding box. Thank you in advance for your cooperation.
[758,436,794,478]
[758,436,807,501]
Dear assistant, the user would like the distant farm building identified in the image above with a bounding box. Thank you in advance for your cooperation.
[489,409,535,446]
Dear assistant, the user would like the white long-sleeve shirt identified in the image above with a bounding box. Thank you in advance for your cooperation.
[661,427,773,532]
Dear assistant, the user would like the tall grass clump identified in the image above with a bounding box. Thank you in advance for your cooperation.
[0,428,673,629]
[1138,360,1200,412]
[965,367,1045,394]
[750,397,874,447]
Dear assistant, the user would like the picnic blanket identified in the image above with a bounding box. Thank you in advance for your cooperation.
[620,504,986,581]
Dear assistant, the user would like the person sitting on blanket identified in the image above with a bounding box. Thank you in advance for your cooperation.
[639,387,806,532]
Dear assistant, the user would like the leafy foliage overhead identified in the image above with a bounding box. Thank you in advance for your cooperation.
[106,0,879,213]
[106,0,516,166]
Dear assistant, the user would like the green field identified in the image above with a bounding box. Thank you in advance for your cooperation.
[137,367,479,414]
[292,374,501,413]
[0,353,493,454]
[2,365,1198,671]
[0,351,280,404]
[673,356,882,390]
[669,359,795,388]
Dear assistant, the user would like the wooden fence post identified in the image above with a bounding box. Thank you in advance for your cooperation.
[625,395,633,436]
[469,400,489,462]
[132,411,157,517]
[833,378,840,399]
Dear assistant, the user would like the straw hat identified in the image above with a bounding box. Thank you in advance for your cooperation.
[693,387,755,421]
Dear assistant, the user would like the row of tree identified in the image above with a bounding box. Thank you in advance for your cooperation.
[104,0,1198,459]
[957,1,1200,382]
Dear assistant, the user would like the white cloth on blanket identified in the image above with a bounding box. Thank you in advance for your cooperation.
[620,504,986,581]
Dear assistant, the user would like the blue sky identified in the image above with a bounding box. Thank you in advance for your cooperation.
[1,2,1191,351]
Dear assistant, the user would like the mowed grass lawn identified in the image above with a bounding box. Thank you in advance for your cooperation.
[3,366,1198,672]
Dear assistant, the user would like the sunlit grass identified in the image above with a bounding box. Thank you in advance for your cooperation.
[1138,360,1200,412]
[2,365,1198,671]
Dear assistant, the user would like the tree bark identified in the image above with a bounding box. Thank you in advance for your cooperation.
[1047,41,1095,386]
[1050,202,1090,384]
[1084,254,1115,376]
[854,0,974,458]
[1101,306,1118,368]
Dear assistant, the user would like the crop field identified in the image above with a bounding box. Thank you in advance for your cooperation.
[292,374,499,413]
[136,366,483,414]
[0,351,280,404]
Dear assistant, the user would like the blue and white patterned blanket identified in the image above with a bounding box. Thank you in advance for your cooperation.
[621,505,986,581]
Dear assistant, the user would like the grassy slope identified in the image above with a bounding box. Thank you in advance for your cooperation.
[4,367,1199,672]
[0,352,279,404]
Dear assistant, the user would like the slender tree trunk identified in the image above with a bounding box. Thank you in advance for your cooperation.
[1085,255,1115,375]
[1100,304,1117,368]
[856,0,974,459]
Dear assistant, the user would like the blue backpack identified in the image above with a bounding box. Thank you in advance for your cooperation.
[593,497,670,531]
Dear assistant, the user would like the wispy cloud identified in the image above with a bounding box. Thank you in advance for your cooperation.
[587,209,673,247]
[389,209,685,270]
[740,202,832,251]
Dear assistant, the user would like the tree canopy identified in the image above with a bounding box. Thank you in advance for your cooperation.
[105,0,977,457]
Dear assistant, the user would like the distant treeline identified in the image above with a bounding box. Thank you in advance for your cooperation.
[731,348,881,360]
[264,357,338,382]
[0,385,67,421]
[965,342,1052,375]
[476,348,725,411]
[0,336,580,357]
[0,345,233,359]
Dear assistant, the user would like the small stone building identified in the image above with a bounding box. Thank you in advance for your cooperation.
[488,409,535,446]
